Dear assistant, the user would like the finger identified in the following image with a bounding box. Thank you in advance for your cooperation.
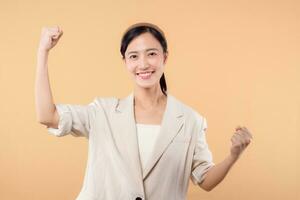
[231,134,239,145]
[231,137,236,145]
[232,137,243,151]
[233,132,242,145]
[56,26,63,35]
[231,137,241,150]
[57,31,63,39]
[237,126,251,137]
[236,125,251,134]
[51,30,63,39]
[47,26,60,33]
[52,33,61,39]
[47,30,60,38]
[54,32,63,40]
[235,125,242,131]
[240,133,252,148]
[241,129,252,139]
[49,26,59,32]
[241,127,253,139]
[235,127,248,143]
[245,137,251,146]
[237,131,251,146]
[234,132,246,148]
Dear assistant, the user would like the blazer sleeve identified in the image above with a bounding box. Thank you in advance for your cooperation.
[47,98,98,138]
[190,116,216,185]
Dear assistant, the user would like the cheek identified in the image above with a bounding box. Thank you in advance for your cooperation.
[149,57,164,68]
[125,63,136,73]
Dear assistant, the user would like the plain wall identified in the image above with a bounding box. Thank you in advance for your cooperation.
[0,0,299,199]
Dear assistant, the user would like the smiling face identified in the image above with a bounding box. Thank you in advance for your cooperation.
[123,32,168,89]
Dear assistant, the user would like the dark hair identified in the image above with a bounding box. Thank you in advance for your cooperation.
[120,22,168,96]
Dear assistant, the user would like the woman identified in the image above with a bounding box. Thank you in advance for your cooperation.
[35,22,253,200]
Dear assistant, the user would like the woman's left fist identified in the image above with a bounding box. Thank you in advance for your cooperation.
[230,126,253,159]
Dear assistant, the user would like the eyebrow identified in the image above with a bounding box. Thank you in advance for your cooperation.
[126,48,159,55]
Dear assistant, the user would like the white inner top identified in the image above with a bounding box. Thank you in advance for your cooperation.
[136,123,161,170]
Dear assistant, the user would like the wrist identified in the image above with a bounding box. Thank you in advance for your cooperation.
[228,154,239,164]
[37,47,49,55]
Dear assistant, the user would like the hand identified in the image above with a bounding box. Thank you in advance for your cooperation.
[38,26,63,53]
[230,126,253,160]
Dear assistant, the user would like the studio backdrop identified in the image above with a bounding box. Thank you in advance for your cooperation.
[0,0,299,199]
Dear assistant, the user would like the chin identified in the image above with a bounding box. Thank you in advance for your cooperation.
[136,84,156,89]
[135,81,158,89]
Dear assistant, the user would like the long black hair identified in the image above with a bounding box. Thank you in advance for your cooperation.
[120,22,168,96]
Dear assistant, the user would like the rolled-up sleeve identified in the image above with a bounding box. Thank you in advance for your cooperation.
[190,116,215,185]
[47,98,98,138]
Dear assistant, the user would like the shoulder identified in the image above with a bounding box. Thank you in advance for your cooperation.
[171,95,208,135]
[170,94,206,126]
[90,96,119,110]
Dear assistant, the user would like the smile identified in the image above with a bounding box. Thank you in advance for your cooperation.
[136,71,155,80]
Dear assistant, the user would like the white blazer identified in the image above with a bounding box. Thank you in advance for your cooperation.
[47,92,215,200]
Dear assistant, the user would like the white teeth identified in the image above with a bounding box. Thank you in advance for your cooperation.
[139,73,151,77]
[137,71,154,75]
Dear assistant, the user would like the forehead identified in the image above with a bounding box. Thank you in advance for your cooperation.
[126,32,162,54]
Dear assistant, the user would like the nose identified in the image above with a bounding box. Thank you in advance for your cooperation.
[138,54,149,69]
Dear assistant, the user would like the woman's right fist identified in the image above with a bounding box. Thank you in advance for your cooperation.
[38,26,63,52]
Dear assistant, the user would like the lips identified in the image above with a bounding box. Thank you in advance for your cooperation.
[136,71,155,75]
[136,71,155,80]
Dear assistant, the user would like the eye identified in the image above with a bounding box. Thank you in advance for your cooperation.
[148,52,157,56]
[129,54,137,59]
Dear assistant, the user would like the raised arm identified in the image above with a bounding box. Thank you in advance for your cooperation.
[198,126,253,191]
[35,26,63,128]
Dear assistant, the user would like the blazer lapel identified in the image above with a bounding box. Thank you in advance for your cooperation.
[113,92,184,182]
[113,92,144,190]
[142,93,184,180]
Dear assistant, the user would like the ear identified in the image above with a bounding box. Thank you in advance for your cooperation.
[163,52,168,64]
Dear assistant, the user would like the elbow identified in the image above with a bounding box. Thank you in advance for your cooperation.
[198,177,215,192]
[36,113,55,126]
[37,117,48,125]
[199,184,214,192]
[203,186,214,192]
[36,108,57,126]
[37,118,45,125]
[37,117,52,127]
[36,113,45,123]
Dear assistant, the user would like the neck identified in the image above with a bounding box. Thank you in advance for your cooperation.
[133,84,166,109]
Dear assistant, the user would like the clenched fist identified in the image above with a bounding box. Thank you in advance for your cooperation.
[230,126,253,160]
[38,26,63,52]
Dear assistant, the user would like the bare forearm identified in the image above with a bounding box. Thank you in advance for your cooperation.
[199,155,238,191]
[35,50,56,123]
[200,126,253,191]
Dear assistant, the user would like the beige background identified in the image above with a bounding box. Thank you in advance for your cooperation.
[0,0,299,199]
